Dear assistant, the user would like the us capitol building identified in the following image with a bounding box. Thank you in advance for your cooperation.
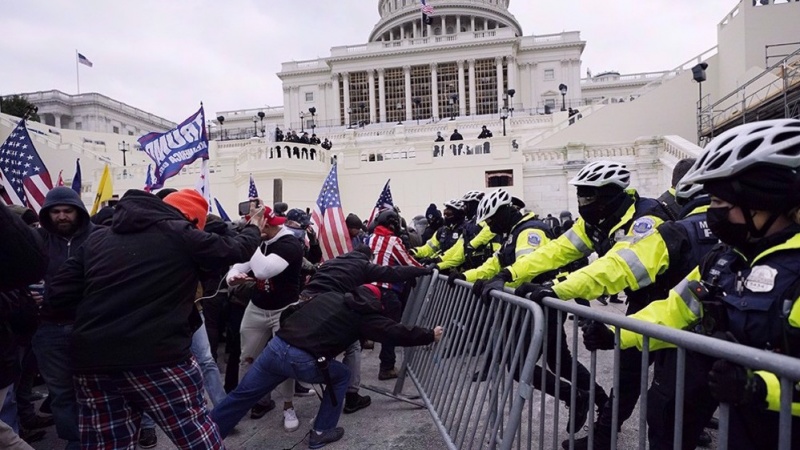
[3,0,799,219]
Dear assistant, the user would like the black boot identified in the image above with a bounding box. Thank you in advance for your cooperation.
[343,392,371,414]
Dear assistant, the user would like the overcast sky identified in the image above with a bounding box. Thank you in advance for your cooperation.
[1,0,737,122]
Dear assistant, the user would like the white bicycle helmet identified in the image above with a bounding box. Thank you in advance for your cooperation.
[443,199,465,211]
[461,190,484,203]
[569,161,631,189]
[475,189,512,224]
[681,119,800,186]
[674,180,704,202]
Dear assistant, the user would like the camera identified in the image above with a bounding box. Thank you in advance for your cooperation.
[238,199,262,216]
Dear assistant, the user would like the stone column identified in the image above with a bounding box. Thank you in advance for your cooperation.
[457,60,466,116]
[427,23,432,37]
[283,86,292,129]
[529,62,538,112]
[471,16,475,32]
[54,114,62,129]
[456,16,461,33]
[378,68,387,123]
[412,21,417,39]
[496,56,505,112]
[468,59,477,116]
[389,29,394,41]
[403,65,412,122]
[507,56,518,109]
[367,70,377,124]
[329,75,339,126]
[430,63,439,120]
[343,72,351,126]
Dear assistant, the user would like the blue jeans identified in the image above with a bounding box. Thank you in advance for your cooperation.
[210,336,349,437]
[0,383,19,433]
[32,322,80,450]
[142,322,226,430]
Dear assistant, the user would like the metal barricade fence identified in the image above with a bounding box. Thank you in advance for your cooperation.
[387,273,547,450]
[536,296,800,450]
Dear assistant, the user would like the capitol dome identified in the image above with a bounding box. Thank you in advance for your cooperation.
[370,0,523,42]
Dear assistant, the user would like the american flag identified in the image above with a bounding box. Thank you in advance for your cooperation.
[367,180,394,226]
[77,52,93,67]
[248,174,259,198]
[421,0,434,24]
[0,118,53,212]
[311,163,352,261]
[144,164,153,193]
[194,159,212,213]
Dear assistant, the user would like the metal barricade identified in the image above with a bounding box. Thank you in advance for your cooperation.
[388,273,546,450]
[537,297,800,450]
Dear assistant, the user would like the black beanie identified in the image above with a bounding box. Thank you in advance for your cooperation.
[672,158,697,187]
[346,213,362,229]
[704,166,800,212]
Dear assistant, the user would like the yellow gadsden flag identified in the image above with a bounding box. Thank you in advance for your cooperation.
[90,165,113,215]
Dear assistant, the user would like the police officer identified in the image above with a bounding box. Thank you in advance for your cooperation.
[436,190,499,272]
[450,188,606,431]
[584,119,800,449]
[413,199,467,263]
[484,160,672,448]
[522,177,715,449]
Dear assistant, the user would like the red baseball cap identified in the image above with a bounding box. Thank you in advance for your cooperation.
[263,206,287,226]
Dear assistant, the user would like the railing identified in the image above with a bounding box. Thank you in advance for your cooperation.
[581,70,673,86]
[390,275,546,450]
[700,44,800,134]
[432,141,493,158]
[335,27,518,57]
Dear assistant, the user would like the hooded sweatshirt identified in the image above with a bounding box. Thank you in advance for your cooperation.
[47,190,261,372]
[37,186,96,323]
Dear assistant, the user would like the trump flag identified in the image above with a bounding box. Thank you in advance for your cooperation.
[138,105,208,189]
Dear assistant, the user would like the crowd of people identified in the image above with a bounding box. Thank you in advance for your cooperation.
[274,127,333,150]
[2,119,800,449]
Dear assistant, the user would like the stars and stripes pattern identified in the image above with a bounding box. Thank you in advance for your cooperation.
[310,163,352,261]
[77,52,93,67]
[194,159,212,213]
[421,0,434,15]
[144,164,153,193]
[248,174,259,199]
[0,118,53,212]
[367,180,394,226]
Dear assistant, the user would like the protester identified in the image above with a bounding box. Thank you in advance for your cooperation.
[477,125,493,139]
[31,186,97,450]
[225,206,304,431]
[47,189,261,449]
[0,201,47,450]
[210,284,443,448]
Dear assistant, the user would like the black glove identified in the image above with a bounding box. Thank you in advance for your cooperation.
[471,279,486,298]
[708,359,767,406]
[513,283,556,304]
[582,321,615,351]
[477,270,513,305]
[447,272,466,287]
[425,262,440,271]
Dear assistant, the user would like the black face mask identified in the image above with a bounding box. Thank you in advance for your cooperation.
[706,206,750,247]
[488,206,517,235]
[444,213,462,227]
[578,202,605,226]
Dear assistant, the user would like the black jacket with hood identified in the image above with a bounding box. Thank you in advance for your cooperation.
[0,203,47,387]
[48,190,261,372]
[302,248,431,296]
[277,286,434,360]
[37,186,96,323]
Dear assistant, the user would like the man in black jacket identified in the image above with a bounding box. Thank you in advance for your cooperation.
[0,201,46,449]
[300,246,432,413]
[48,189,261,450]
[31,186,96,450]
[210,284,443,448]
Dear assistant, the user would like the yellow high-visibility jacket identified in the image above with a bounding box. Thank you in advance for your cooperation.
[464,213,551,287]
[552,205,709,301]
[506,191,667,286]
[620,234,800,416]
[437,223,496,270]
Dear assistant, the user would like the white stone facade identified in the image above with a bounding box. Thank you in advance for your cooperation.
[12,90,176,136]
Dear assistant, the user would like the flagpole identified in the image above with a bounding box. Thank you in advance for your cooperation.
[75,49,80,94]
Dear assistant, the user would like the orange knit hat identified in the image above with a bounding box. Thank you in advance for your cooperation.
[163,189,208,230]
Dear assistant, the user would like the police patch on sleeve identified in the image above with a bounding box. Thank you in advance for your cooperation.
[527,232,541,247]
[631,217,656,237]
